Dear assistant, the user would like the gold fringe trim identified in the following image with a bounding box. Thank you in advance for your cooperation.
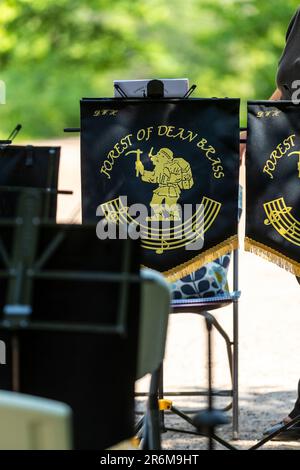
[245,237,300,276]
[148,235,239,282]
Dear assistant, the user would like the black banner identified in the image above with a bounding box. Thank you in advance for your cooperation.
[246,101,300,275]
[0,145,60,219]
[81,98,240,280]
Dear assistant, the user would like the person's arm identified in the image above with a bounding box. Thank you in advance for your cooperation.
[269,88,282,100]
[240,88,283,162]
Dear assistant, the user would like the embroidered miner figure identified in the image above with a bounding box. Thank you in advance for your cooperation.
[288,150,300,178]
[134,147,194,221]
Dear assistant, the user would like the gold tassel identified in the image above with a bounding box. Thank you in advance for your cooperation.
[153,235,239,282]
[245,237,300,276]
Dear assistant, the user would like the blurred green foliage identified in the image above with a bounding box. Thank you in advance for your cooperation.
[0,0,299,138]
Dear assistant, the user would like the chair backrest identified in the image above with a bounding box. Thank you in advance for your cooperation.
[0,391,72,450]
[136,269,171,380]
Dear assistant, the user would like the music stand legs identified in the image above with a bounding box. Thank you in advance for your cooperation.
[248,415,300,450]
[137,315,238,450]
[12,333,20,392]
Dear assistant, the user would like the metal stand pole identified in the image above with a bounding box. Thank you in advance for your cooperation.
[233,249,239,439]
[12,333,20,392]
[207,318,214,450]
[190,316,233,449]
[158,364,165,431]
[44,148,58,219]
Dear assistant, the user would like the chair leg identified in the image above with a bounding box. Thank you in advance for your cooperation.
[156,301,239,441]
[162,316,238,451]
[197,311,233,378]
[232,246,239,439]
[196,311,233,412]
[232,297,239,439]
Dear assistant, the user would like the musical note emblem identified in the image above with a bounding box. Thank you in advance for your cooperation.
[100,196,221,253]
[278,223,296,236]
[156,239,169,254]
[101,201,128,223]
[263,197,300,246]
[192,219,204,238]
[264,207,292,225]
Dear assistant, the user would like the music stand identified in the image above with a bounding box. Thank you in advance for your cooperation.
[0,144,60,219]
[0,188,142,449]
[65,81,240,450]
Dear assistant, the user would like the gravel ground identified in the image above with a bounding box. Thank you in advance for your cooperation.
[33,138,300,450]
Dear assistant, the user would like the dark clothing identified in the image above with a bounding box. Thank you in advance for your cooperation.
[289,380,300,419]
[291,257,300,418]
[277,7,300,99]
[277,9,300,420]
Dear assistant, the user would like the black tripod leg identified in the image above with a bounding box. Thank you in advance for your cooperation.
[211,432,237,451]
[165,314,238,451]
[168,406,238,450]
[142,413,149,450]
[135,416,144,434]
[248,415,300,450]
[163,424,238,450]
[171,405,194,425]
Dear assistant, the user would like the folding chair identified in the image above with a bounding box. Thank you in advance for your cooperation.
[158,249,241,440]
[156,179,243,441]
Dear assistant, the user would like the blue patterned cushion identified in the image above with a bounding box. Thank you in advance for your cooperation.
[171,254,231,300]
[171,185,242,300]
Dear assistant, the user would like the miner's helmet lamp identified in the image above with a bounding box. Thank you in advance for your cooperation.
[158,148,173,160]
